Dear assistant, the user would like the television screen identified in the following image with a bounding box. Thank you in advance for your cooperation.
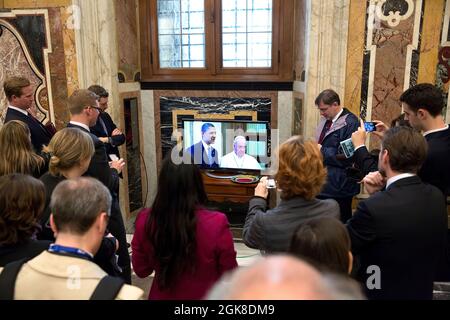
[182,119,270,172]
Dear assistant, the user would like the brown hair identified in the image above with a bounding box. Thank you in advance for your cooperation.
[3,76,31,100]
[88,85,109,98]
[0,174,46,245]
[289,217,351,274]
[275,136,327,200]
[0,120,44,176]
[315,89,340,106]
[43,128,95,176]
[68,89,99,115]
[382,126,427,173]
[399,83,444,117]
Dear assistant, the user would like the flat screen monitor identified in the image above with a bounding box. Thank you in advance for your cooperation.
[182,119,270,172]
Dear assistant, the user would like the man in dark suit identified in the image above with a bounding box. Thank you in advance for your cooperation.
[347,126,448,300]
[186,122,219,168]
[66,89,131,284]
[351,84,450,197]
[87,85,125,161]
[314,89,360,223]
[3,77,52,152]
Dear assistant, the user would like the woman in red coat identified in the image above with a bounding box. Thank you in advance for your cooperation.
[131,157,238,299]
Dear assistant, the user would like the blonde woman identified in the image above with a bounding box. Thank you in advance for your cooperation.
[38,127,95,239]
[0,120,46,177]
[38,128,121,276]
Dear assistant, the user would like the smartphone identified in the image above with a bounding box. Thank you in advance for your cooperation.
[364,122,377,132]
[267,179,276,189]
[340,138,355,158]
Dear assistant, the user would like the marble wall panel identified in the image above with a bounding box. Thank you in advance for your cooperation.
[115,0,139,82]
[60,6,78,96]
[344,0,367,116]
[153,90,278,171]
[294,0,306,82]
[370,13,416,125]
[47,7,69,129]
[0,16,46,125]
[417,0,444,84]
[0,7,77,130]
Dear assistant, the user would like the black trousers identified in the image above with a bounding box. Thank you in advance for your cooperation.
[317,195,354,223]
[108,196,131,284]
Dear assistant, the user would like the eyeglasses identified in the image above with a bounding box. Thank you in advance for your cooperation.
[88,106,102,113]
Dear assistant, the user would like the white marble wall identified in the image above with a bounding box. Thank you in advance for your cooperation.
[73,0,120,123]
[277,91,294,145]
[302,0,350,140]
[139,90,158,207]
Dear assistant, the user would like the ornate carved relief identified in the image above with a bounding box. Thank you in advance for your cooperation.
[375,0,414,27]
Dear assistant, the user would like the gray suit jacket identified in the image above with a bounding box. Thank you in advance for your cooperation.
[243,196,340,253]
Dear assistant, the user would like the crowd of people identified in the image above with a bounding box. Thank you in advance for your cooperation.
[0,76,449,300]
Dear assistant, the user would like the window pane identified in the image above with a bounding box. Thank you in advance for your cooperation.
[157,0,205,68]
[222,0,272,68]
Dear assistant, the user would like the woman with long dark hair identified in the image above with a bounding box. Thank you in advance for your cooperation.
[132,157,238,299]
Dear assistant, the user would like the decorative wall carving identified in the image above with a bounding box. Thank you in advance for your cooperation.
[375,0,414,27]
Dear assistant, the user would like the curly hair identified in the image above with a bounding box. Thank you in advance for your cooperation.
[275,136,327,201]
[0,174,46,245]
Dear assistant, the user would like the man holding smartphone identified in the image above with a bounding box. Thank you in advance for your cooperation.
[314,89,360,223]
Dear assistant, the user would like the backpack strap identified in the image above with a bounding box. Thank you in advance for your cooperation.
[89,276,125,300]
[0,258,28,300]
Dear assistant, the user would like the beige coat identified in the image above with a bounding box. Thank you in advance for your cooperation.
[0,251,143,300]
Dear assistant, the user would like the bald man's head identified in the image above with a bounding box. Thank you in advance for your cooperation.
[208,255,330,300]
[208,255,365,300]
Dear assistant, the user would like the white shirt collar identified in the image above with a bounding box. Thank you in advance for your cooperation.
[8,105,28,116]
[69,121,90,132]
[202,140,212,151]
[386,173,415,189]
[423,125,449,137]
[332,108,344,123]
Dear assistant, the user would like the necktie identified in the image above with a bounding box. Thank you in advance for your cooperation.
[318,120,332,144]
[207,146,213,165]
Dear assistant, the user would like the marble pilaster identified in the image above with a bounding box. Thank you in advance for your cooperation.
[303,0,350,140]
[277,91,293,145]
[73,0,120,123]
[140,89,158,207]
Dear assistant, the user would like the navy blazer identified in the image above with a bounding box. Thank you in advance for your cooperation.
[66,123,119,195]
[90,111,125,159]
[185,141,219,169]
[316,108,360,198]
[347,176,448,300]
[4,107,52,152]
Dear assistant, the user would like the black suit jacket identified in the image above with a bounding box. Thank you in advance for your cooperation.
[89,112,125,159]
[420,128,450,197]
[67,123,119,194]
[4,108,52,152]
[347,176,448,300]
[186,141,219,168]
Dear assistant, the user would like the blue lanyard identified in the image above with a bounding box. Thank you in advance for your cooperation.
[48,244,93,261]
